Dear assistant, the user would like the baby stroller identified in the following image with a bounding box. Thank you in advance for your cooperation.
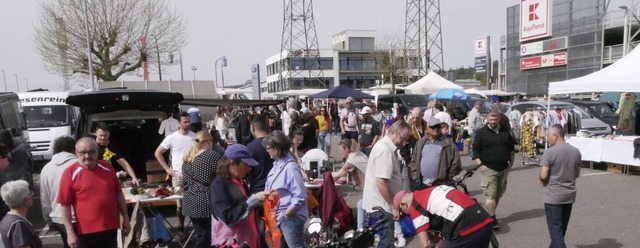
[305,172,354,247]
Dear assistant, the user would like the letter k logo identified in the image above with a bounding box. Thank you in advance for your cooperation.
[529,3,539,21]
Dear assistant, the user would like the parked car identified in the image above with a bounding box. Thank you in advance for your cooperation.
[376,94,430,116]
[446,98,496,120]
[0,93,34,187]
[565,100,619,129]
[508,101,612,136]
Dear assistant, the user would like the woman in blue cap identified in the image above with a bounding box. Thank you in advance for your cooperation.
[209,144,273,248]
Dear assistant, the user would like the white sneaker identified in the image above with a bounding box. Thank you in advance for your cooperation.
[394,234,407,247]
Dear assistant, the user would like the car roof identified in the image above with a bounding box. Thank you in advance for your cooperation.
[565,100,606,105]
[67,89,184,108]
[512,101,573,106]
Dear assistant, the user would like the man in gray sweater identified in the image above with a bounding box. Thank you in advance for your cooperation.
[40,136,77,248]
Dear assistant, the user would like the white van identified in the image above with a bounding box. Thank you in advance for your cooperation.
[19,91,78,163]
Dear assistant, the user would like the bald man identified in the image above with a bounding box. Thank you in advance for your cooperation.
[58,138,131,248]
[539,124,581,248]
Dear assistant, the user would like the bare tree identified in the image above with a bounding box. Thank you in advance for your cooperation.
[34,0,187,84]
[371,35,407,94]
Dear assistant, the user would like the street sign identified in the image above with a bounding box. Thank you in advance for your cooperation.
[520,36,568,56]
[475,56,487,72]
[520,52,567,70]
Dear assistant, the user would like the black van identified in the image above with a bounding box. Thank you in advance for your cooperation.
[0,93,34,187]
[66,89,184,180]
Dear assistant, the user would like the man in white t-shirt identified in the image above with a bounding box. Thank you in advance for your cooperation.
[433,103,452,128]
[362,121,411,248]
[154,112,196,230]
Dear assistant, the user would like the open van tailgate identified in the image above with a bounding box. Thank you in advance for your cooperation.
[66,90,184,109]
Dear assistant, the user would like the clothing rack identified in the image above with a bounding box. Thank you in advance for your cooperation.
[520,108,541,166]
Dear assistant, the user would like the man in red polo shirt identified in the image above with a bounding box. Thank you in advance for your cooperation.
[393,185,494,248]
[58,137,131,248]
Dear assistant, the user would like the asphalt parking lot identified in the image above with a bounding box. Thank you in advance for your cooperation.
[29,138,640,247]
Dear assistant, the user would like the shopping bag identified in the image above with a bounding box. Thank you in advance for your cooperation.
[400,216,417,237]
[145,214,171,243]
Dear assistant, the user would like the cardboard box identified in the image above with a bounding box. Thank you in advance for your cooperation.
[607,163,624,174]
[146,160,168,183]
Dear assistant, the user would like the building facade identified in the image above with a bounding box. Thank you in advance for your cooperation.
[504,0,640,96]
[264,30,418,94]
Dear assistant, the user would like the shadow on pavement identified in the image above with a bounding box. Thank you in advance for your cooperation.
[575,238,624,248]
[496,208,546,233]
[509,165,539,172]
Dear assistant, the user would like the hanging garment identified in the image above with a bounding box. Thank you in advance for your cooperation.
[520,112,535,158]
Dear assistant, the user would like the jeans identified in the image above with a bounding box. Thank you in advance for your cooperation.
[469,132,476,159]
[545,203,573,248]
[317,131,331,155]
[356,200,365,229]
[54,222,78,248]
[360,145,371,157]
[368,210,394,248]
[191,217,212,248]
[279,216,306,248]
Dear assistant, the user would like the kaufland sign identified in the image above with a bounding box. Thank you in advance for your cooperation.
[520,0,552,42]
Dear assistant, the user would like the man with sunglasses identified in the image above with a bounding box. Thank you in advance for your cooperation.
[393,186,494,248]
[409,117,461,190]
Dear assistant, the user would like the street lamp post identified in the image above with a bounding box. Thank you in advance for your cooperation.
[153,35,162,81]
[13,74,19,92]
[191,66,198,80]
[179,51,184,81]
[82,0,96,90]
[214,56,227,88]
[0,70,6,92]
[24,78,29,92]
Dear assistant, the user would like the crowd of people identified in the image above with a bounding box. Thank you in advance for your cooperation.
[0,94,586,248]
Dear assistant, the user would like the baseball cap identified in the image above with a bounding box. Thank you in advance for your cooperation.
[346,97,355,102]
[393,190,409,211]
[300,107,310,114]
[224,144,259,166]
[427,117,442,128]
[360,106,372,115]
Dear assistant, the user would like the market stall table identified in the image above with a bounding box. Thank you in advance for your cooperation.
[566,136,640,174]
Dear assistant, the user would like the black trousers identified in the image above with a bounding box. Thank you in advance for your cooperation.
[79,229,118,248]
[54,222,77,248]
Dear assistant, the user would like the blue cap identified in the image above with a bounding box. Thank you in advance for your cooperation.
[224,144,259,166]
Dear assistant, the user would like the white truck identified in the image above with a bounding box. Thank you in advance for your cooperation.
[19,91,78,164]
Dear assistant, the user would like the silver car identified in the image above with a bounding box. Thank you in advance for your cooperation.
[508,101,612,136]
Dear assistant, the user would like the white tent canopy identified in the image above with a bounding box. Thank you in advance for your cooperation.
[548,46,640,95]
[464,88,487,98]
[480,90,520,96]
[403,71,462,94]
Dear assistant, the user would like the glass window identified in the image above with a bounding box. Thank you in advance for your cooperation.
[24,106,71,128]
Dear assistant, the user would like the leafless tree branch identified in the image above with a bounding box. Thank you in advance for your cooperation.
[34,0,187,83]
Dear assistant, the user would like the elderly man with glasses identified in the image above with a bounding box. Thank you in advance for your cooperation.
[409,117,462,191]
[362,120,411,248]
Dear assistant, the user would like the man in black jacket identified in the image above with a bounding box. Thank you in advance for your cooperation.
[472,109,515,230]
